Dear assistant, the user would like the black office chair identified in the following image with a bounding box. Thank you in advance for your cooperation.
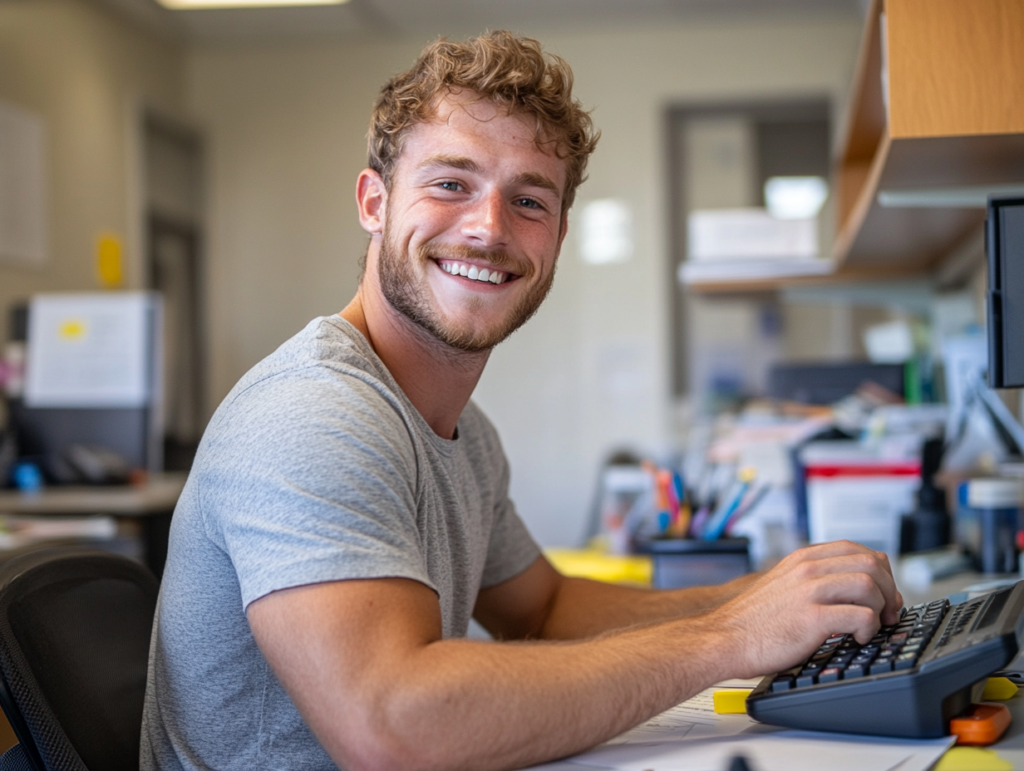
[0,546,158,771]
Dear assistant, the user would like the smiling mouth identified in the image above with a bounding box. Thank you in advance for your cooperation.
[436,259,512,285]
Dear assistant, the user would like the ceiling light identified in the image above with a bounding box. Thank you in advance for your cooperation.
[156,0,348,9]
[764,176,829,220]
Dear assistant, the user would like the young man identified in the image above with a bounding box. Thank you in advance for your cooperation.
[141,31,902,771]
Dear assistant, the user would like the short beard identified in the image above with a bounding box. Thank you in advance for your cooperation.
[377,226,555,353]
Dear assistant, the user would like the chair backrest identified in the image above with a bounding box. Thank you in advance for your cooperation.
[0,547,159,771]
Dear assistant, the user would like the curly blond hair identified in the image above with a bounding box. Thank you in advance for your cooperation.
[368,31,600,214]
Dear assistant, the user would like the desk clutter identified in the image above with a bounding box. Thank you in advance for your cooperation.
[592,369,1024,597]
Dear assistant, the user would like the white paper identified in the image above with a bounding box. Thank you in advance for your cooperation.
[25,293,154,408]
[519,686,953,771]
[687,208,818,262]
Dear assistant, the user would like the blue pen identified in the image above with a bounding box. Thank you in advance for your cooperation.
[702,468,755,540]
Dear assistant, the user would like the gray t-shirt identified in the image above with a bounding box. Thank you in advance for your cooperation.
[141,316,540,771]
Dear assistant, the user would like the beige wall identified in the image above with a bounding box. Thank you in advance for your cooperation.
[186,18,862,545]
[0,0,185,343]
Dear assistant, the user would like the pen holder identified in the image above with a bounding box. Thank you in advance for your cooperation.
[639,538,751,589]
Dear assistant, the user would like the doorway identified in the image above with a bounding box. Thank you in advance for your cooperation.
[142,114,206,471]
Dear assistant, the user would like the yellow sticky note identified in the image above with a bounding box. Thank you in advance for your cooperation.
[96,232,124,288]
[935,747,1012,771]
[712,689,751,714]
[982,677,1018,701]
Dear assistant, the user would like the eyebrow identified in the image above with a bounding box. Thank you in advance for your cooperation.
[510,171,561,198]
[416,154,482,174]
[416,155,562,200]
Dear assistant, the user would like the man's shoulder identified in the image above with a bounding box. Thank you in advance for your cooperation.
[199,316,415,460]
[222,316,398,409]
[243,315,382,383]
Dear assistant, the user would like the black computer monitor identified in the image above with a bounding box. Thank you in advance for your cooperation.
[986,197,1024,389]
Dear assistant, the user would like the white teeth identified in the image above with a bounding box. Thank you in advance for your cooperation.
[439,260,508,284]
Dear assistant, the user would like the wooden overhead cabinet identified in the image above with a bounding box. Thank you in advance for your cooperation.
[834,0,1024,274]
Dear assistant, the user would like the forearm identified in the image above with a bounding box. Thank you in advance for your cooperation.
[539,572,762,640]
[341,615,731,771]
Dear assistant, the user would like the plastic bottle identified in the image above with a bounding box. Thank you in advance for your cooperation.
[965,478,1024,574]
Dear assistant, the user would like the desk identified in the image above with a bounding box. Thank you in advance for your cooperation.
[0,473,186,578]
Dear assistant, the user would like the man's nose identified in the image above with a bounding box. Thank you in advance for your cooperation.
[460,189,509,248]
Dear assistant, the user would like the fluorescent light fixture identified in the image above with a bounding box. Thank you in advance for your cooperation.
[764,176,829,220]
[877,183,1024,208]
[157,0,347,8]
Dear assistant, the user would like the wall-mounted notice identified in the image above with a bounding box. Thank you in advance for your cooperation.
[25,293,153,408]
[0,98,47,266]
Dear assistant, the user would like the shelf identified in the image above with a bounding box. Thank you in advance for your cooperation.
[687,0,1024,294]
[834,0,1024,271]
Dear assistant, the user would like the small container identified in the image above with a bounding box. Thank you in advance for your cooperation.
[960,478,1024,574]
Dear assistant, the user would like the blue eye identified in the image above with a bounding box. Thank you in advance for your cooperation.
[516,198,542,209]
[440,181,461,191]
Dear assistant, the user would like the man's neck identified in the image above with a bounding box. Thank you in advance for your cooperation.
[339,288,489,441]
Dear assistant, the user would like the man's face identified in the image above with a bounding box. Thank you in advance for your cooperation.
[375,92,569,353]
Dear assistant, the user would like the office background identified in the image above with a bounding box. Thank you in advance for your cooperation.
[0,0,962,546]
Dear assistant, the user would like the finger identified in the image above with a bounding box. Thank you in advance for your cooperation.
[792,540,879,561]
[811,571,887,620]
[818,603,881,645]
[873,551,905,623]
[802,550,903,624]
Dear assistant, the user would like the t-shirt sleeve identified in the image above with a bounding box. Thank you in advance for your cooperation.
[469,406,541,589]
[480,496,541,589]
[198,368,433,610]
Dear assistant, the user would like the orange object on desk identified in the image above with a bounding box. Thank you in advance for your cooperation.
[949,703,1012,746]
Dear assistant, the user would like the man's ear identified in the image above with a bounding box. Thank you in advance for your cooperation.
[356,168,387,235]
[556,211,570,252]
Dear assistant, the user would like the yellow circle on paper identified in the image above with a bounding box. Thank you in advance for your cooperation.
[58,319,87,341]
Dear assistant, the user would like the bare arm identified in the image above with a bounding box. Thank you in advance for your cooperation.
[248,540,902,771]
[474,555,762,641]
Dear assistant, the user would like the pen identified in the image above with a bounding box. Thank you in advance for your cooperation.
[703,468,756,540]
[724,483,770,535]
[728,754,754,771]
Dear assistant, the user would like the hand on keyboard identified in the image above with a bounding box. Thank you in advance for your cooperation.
[710,540,904,680]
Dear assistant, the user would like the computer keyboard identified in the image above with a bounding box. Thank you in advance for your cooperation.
[746,581,1024,738]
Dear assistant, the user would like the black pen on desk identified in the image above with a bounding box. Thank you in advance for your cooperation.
[728,754,754,771]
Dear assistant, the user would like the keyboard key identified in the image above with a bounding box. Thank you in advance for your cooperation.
[818,667,842,683]
[770,676,793,693]
[895,652,917,671]
[844,663,867,678]
[869,659,894,675]
[796,672,818,688]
